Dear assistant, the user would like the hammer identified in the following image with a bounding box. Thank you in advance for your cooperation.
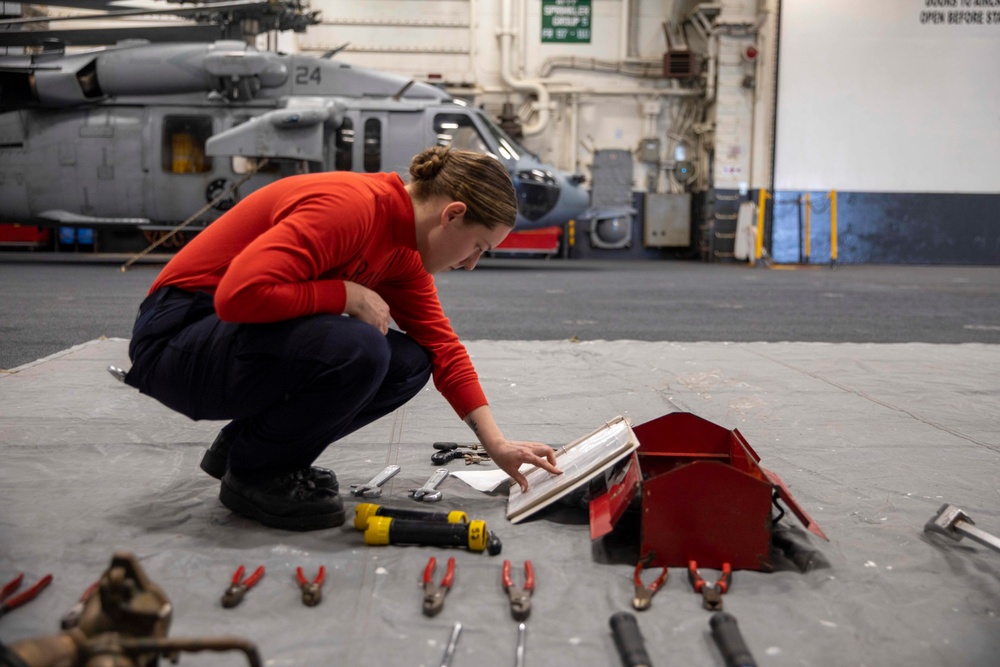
[924,503,1000,554]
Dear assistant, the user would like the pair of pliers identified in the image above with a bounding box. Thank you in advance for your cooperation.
[297,566,325,607]
[631,554,668,611]
[221,565,265,608]
[0,573,53,620]
[688,561,732,611]
[422,556,455,617]
[502,560,534,621]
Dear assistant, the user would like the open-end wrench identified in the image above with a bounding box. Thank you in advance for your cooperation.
[350,464,401,499]
[409,468,449,502]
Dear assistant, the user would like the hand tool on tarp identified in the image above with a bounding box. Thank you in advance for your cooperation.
[631,553,667,611]
[0,572,53,620]
[296,566,325,607]
[365,516,502,555]
[354,502,469,530]
[222,565,265,608]
[688,561,731,611]
[710,612,758,667]
[350,464,401,499]
[514,622,527,667]
[432,449,492,465]
[421,556,455,617]
[409,468,449,502]
[924,503,1000,554]
[438,622,462,667]
[433,442,483,454]
[60,580,99,629]
[5,552,264,667]
[610,611,652,667]
[501,560,534,621]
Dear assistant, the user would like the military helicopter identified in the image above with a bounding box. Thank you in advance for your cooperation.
[0,34,592,244]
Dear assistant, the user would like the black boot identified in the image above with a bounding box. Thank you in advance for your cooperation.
[220,469,346,531]
[201,431,339,492]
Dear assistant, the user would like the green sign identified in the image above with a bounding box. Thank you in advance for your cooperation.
[541,0,591,43]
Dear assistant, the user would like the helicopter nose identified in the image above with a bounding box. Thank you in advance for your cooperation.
[559,176,590,214]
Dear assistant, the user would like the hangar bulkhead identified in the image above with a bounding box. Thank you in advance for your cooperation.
[0,0,998,265]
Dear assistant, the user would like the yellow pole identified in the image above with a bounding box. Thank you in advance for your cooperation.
[804,193,811,264]
[829,189,838,266]
[755,189,769,264]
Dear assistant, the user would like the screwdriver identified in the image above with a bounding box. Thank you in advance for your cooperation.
[364,516,502,555]
[353,502,468,530]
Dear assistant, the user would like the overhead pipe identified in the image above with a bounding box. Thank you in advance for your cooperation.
[498,0,551,135]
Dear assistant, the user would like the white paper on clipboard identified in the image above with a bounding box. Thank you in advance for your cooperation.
[506,416,639,524]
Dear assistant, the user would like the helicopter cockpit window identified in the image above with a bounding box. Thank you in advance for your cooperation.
[162,116,213,174]
[336,118,354,172]
[363,118,380,173]
[433,114,489,154]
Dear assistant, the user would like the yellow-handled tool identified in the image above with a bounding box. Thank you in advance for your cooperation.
[353,503,468,530]
[364,517,501,555]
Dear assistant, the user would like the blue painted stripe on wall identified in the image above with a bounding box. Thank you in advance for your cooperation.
[768,191,1000,265]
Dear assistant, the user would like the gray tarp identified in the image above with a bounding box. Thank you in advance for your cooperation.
[1,338,998,666]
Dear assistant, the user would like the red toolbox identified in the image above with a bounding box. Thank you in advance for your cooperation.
[589,412,827,571]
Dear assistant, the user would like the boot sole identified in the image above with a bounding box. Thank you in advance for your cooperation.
[200,448,227,480]
[203,447,340,493]
[220,482,346,531]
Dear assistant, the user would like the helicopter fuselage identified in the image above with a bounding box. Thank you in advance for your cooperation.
[0,41,590,232]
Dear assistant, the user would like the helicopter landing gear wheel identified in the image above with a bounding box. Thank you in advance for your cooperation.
[206,178,238,211]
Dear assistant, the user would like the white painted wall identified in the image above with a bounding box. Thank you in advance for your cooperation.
[775,0,1000,193]
[302,0,696,190]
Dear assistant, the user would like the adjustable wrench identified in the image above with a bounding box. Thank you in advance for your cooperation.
[350,465,401,499]
[409,468,449,502]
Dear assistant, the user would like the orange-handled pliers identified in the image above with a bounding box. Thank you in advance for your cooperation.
[632,553,668,611]
[221,565,265,609]
[422,556,455,617]
[0,573,53,620]
[297,566,325,607]
[502,560,534,621]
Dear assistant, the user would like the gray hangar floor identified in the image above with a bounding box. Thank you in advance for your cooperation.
[0,261,998,667]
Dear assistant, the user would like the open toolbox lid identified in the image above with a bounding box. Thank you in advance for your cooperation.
[589,412,827,571]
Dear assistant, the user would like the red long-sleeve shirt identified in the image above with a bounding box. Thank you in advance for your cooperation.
[149,171,487,418]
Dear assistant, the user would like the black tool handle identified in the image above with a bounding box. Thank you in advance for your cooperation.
[378,507,454,522]
[710,612,757,667]
[431,450,464,465]
[389,519,472,549]
[610,611,652,667]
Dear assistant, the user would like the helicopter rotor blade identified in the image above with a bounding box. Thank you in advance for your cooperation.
[0,0,268,27]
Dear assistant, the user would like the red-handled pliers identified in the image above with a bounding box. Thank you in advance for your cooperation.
[502,560,534,621]
[422,556,455,617]
[0,573,53,620]
[632,553,668,611]
[221,565,265,609]
[297,566,325,607]
[688,561,731,611]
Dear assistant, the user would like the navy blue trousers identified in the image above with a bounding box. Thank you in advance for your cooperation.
[126,287,431,474]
